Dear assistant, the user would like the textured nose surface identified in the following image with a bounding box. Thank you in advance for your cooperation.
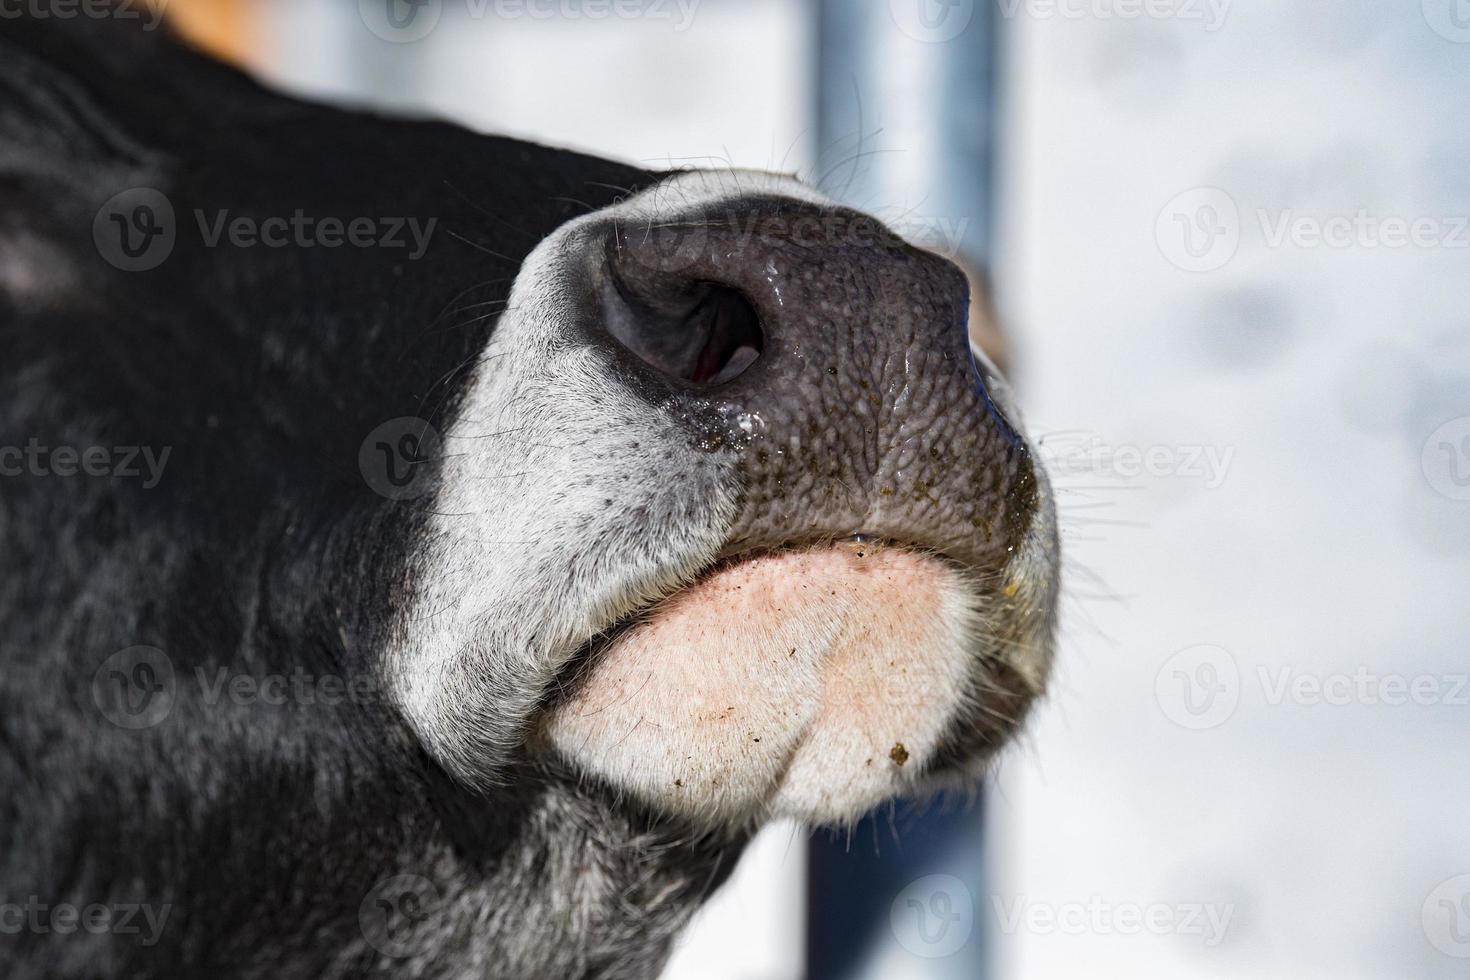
[588,195,1040,572]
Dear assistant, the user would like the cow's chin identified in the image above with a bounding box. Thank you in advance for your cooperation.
[539,543,992,831]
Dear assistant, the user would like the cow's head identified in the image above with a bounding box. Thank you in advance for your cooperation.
[393,168,1058,832]
[0,8,1058,977]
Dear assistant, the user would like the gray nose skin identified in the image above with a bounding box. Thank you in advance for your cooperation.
[575,195,1040,576]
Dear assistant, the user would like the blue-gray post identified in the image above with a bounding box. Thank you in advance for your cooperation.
[813,0,997,266]
[807,2,998,978]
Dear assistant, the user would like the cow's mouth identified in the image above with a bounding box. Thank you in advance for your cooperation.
[553,532,932,665]
[539,532,1014,829]
[388,169,1058,828]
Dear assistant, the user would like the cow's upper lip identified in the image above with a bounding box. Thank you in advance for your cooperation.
[713,531,892,563]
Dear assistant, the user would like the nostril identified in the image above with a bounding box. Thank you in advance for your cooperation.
[601,248,763,387]
[685,286,762,385]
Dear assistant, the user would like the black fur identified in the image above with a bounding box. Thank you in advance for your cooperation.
[0,10,735,978]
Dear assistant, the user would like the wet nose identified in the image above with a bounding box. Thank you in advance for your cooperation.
[581,194,1036,570]
[596,198,986,389]
[598,231,767,386]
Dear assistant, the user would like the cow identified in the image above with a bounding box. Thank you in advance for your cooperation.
[0,7,1058,978]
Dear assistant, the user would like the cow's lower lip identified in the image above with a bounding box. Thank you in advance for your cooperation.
[540,540,981,826]
[559,533,934,673]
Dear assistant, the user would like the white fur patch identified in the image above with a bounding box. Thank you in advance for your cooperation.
[387,173,817,783]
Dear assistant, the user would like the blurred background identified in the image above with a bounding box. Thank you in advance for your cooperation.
[163,0,1470,977]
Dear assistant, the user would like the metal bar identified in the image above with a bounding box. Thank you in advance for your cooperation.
[807,2,999,977]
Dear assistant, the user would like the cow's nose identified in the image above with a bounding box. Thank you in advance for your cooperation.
[592,198,982,399]
[577,192,1032,571]
[598,234,766,386]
